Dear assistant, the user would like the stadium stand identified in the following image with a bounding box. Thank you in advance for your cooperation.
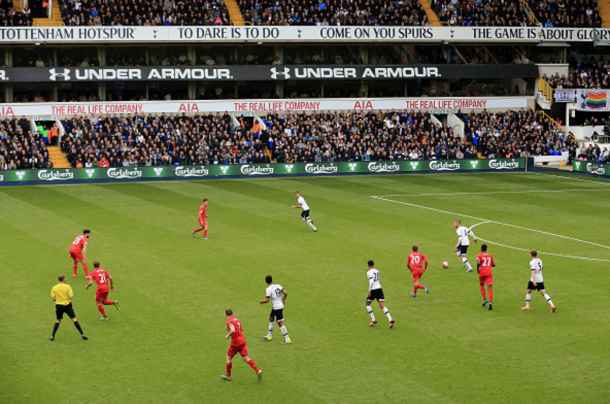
[50,108,576,169]
[1,0,33,26]
[0,118,53,170]
[542,56,609,89]
[530,0,602,27]
[60,0,231,26]
[432,0,531,26]
[207,0,428,26]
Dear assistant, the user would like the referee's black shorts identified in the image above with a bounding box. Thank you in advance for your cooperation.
[56,303,76,320]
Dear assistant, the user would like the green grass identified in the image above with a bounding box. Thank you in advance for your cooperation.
[1,171,609,404]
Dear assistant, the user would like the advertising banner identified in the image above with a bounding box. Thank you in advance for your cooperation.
[0,158,525,184]
[573,161,610,176]
[0,97,531,117]
[576,89,610,112]
[0,64,539,83]
[0,26,609,44]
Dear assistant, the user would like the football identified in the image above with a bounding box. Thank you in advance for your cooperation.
[442,262,449,268]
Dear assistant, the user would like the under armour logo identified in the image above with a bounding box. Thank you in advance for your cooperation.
[15,171,25,180]
[470,161,479,168]
[348,163,357,171]
[270,67,291,80]
[85,169,95,178]
[410,162,419,170]
[284,164,294,173]
[49,68,71,81]
[154,167,163,176]
[220,166,229,174]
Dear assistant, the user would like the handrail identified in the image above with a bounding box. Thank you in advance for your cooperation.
[538,77,553,106]
[521,0,539,25]
[540,110,579,146]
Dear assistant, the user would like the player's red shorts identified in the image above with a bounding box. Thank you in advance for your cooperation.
[411,270,423,282]
[198,218,207,227]
[479,274,493,285]
[70,251,84,261]
[227,343,248,358]
[95,288,109,302]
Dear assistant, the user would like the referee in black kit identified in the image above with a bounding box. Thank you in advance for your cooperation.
[50,274,88,341]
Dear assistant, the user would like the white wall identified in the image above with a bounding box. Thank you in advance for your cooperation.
[537,63,569,78]
[448,113,465,137]
[567,125,607,141]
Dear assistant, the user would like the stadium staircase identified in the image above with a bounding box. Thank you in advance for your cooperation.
[264,148,275,163]
[598,0,610,27]
[32,3,65,26]
[537,77,553,110]
[225,0,246,26]
[419,0,442,26]
[48,146,71,169]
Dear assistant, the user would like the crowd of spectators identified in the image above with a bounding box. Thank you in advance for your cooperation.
[60,0,230,26]
[51,108,575,169]
[239,0,428,26]
[578,143,609,163]
[0,118,53,170]
[461,109,575,160]
[433,0,530,26]
[542,56,609,89]
[1,0,32,26]
[530,0,601,28]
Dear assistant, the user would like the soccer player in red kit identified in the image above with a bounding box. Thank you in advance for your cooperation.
[191,199,209,240]
[407,246,429,297]
[476,244,496,310]
[69,230,90,278]
[86,261,120,319]
[221,308,263,381]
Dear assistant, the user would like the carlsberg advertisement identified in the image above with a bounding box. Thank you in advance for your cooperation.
[0,158,524,183]
[573,161,610,177]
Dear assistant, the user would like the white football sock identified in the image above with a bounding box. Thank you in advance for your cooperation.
[268,321,275,337]
[307,220,316,230]
[280,325,290,340]
[366,306,376,321]
[544,294,554,306]
[525,294,531,308]
[455,250,461,257]
[383,307,393,322]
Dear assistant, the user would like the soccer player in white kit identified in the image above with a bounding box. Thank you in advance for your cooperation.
[454,219,477,272]
[521,250,557,313]
[365,260,395,329]
[260,275,292,344]
[292,191,317,232]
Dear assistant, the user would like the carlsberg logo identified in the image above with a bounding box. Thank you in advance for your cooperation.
[107,168,143,179]
[488,159,519,170]
[410,162,419,170]
[574,161,581,170]
[38,169,74,181]
[429,161,461,171]
[15,171,26,180]
[305,164,338,174]
[240,165,274,175]
[153,167,164,176]
[586,163,606,175]
[85,169,95,178]
[367,162,400,172]
[348,163,358,171]
[220,166,229,174]
[175,166,209,177]
[470,161,479,169]
[284,164,294,173]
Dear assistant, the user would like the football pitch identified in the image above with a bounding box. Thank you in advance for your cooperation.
[1,171,609,404]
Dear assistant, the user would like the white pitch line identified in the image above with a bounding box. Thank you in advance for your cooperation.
[530,171,610,186]
[373,188,610,197]
[476,237,610,263]
[469,221,490,230]
[370,195,610,251]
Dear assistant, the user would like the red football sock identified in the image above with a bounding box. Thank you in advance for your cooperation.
[193,228,202,233]
[226,363,232,377]
[103,300,114,305]
[73,262,78,276]
[97,304,106,316]
[480,285,487,299]
[83,263,89,277]
[248,359,259,372]
[489,289,493,302]
[203,229,208,238]
[416,284,425,289]
[413,286,418,295]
